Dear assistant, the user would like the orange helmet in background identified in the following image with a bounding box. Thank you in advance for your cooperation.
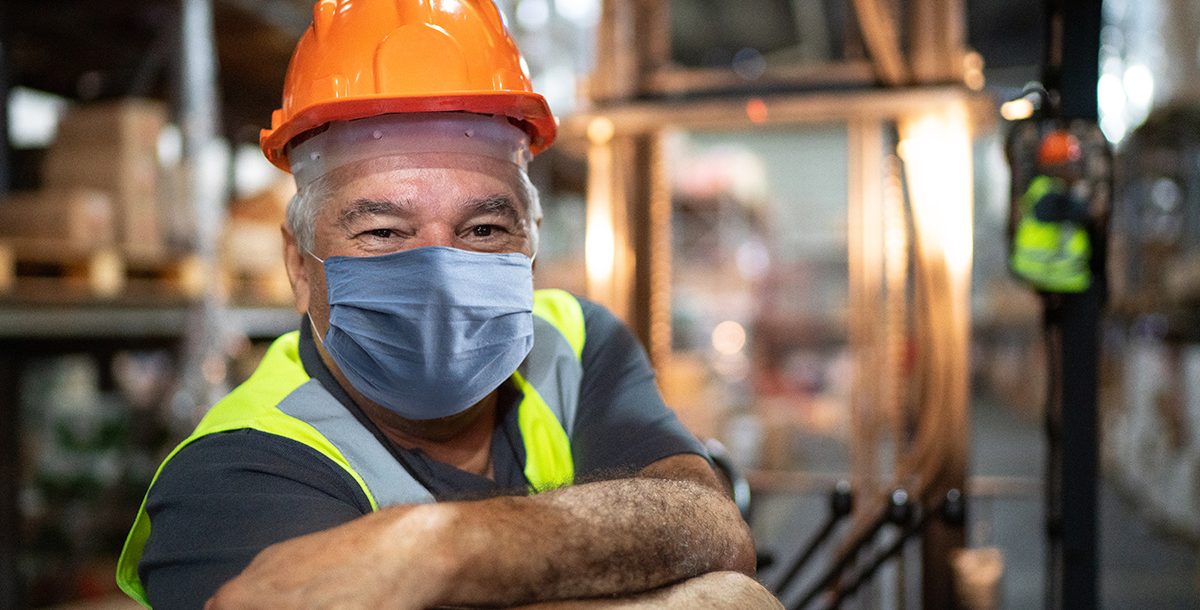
[1038,130,1082,167]
[259,0,557,173]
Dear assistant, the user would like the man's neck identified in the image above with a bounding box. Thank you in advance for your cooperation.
[316,343,499,479]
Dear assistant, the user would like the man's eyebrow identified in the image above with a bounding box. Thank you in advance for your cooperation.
[466,193,521,221]
[337,199,411,230]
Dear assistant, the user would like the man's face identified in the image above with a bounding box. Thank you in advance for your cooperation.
[283,152,535,332]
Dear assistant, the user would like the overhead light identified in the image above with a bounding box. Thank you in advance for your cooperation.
[1000,98,1035,121]
[1000,82,1048,122]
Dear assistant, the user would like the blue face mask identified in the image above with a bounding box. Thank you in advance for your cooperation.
[310,246,535,421]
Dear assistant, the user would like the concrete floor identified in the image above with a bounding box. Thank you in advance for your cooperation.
[752,398,1200,608]
[973,398,1199,609]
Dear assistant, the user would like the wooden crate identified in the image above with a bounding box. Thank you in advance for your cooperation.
[0,238,125,300]
[0,240,205,303]
[122,244,206,302]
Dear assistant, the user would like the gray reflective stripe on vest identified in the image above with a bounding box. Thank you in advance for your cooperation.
[277,379,436,507]
[519,316,583,435]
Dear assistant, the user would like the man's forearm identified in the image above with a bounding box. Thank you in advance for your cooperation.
[209,455,756,609]
[426,472,755,606]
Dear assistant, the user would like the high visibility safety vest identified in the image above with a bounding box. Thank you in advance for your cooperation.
[116,289,587,608]
[1010,175,1092,293]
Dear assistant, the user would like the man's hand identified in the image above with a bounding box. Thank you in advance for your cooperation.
[208,454,756,609]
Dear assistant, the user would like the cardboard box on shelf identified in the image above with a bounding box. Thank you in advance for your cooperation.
[42,146,159,246]
[42,99,167,250]
[220,178,294,305]
[51,98,165,156]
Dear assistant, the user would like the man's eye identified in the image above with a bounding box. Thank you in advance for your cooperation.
[472,225,497,237]
[366,229,396,238]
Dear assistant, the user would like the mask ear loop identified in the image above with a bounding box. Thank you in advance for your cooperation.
[527,220,539,264]
[304,249,329,347]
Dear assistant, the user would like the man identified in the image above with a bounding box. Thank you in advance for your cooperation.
[1010,129,1093,293]
[116,1,777,608]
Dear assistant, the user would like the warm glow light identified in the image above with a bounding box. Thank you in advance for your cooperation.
[1000,98,1034,121]
[898,103,974,281]
[587,116,614,144]
[963,51,986,91]
[745,98,769,124]
[585,201,615,289]
[711,320,747,355]
[585,116,616,298]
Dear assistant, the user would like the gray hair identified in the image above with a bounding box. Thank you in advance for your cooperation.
[285,167,542,256]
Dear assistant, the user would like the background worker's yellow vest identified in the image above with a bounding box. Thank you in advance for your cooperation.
[116,289,586,608]
[1010,175,1092,293]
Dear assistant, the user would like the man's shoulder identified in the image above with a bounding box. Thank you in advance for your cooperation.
[151,428,371,513]
[572,294,626,341]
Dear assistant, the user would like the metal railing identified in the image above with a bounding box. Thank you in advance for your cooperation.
[768,483,966,609]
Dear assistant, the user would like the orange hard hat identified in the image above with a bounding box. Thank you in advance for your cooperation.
[260,0,557,173]
[1038,130,1082,167]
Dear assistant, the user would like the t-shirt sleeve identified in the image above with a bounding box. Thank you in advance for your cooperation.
[138,429,373,610]
[570,298,707,477]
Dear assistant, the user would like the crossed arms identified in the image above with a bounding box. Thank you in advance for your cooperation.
[205,454,778,609]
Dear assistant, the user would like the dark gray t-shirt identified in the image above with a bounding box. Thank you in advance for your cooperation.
[139,297,704,609]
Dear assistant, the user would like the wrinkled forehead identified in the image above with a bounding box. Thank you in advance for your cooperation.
[316,152,531,208]
[288,112,532,190]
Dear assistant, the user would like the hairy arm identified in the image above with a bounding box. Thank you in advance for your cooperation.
[207,454,757,609]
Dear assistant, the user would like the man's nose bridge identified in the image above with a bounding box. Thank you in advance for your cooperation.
[412,223,457,249]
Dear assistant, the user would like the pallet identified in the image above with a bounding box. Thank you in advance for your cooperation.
[122,244,206,302]
[0,239,205,303]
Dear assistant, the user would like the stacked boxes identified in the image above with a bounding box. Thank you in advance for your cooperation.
[41,99,167,251]
[221,178,295,304]
[0,100,174,300]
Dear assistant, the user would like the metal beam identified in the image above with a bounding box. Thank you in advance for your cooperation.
[851,0,911,85]
[176,0,232,417]
[908,0,968,84]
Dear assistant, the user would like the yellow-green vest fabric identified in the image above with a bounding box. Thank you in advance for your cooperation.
[1010,175,1092,293]
[116,288,586,607]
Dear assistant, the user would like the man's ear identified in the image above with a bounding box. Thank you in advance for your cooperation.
[281,224,311,315]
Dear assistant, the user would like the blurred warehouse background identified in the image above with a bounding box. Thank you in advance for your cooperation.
[1,0,1199,608]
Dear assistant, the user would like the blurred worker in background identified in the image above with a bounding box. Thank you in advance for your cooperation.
[116,1,776,608]
[1010,129,1094,293]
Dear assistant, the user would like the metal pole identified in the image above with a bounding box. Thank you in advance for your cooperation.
[173,0,230,424]
[0,355,20,610]
[1042,2,1102,609]
[0,31,10,195]
[0,12,18,607]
